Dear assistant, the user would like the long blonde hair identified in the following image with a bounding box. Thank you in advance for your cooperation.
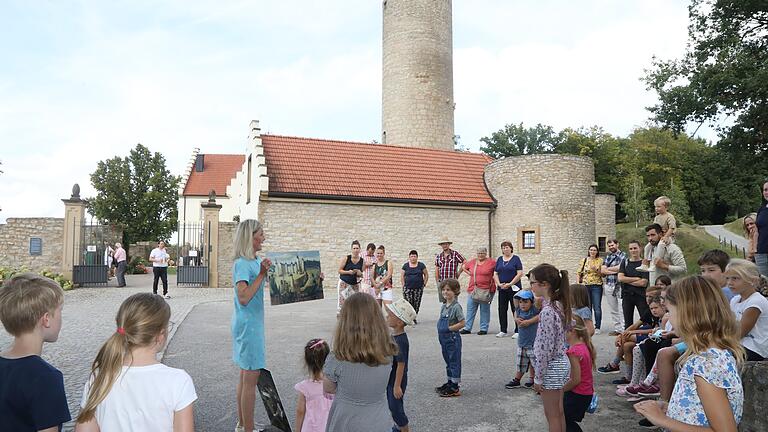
[743,213,757,235]
[665,276,745,368]
[233,219,263,260]
[570,315,597,370]
[77,293,171,422]
[333,293,397,366]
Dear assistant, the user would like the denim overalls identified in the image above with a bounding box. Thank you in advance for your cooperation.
[438,304,462,382]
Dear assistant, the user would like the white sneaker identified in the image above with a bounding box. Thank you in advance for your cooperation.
[595,328,602,335]
[511,332,518,339]
[647,265,657,272]
[636,265,650,272]
[235,423,245,432]
[496,332,508,338]
[164,294,171,299]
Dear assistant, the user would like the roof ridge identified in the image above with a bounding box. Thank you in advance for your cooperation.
[262,134,489,157]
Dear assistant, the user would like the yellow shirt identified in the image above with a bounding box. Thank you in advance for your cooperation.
[578,257,604,285]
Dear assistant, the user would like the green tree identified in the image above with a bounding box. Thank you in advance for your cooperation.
[664,178,693,224]
[88,144,180,249]
[621,169,649,228]
[479,123,560,158]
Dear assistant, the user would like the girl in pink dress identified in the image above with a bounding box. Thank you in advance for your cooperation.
[295,339,333,432]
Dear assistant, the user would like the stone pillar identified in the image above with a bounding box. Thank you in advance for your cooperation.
[61,184,86,282]
[201,190,222,287]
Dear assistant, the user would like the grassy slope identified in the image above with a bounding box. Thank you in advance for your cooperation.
[615,223,738,275]
[723,218,747,238]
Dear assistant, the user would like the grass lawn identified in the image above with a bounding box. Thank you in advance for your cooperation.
[723,218,747,239]
[616,222,739,275]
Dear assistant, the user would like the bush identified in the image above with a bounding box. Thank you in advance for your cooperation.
[127,256,150,274]
[0,267,74,290]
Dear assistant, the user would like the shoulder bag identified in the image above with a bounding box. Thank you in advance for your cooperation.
[470,260,493,304]
[577,258,587,284]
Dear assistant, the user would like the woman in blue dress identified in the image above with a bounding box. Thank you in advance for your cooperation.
[232,219,272,432]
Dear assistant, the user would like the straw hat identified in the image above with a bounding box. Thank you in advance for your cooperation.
[437,236,453,245]
[386,298,417,326]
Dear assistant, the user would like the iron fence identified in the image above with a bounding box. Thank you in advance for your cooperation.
[72,221,121,285]
[176,221,209,286]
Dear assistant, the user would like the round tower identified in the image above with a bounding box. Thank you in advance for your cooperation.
[382,0,454,151]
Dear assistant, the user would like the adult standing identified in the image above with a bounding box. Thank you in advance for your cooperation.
[618,240,650,329]
[577,244,604,334]
[601,239,627,335]
[231,219,272,432]
[755,181,768,276]
[459,247,497,335]
[493,241,523,338]
[743,213,758,262]
[114,242,127,287]
[645,224,687,284]
[434,237,465,303]
[104,243,114,279]
[337,240,364,311]
[373,245,394,306]
[401,250,428,322]
[361,243,377,298]
[149,241,171,299]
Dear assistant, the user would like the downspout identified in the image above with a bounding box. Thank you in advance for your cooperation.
[482,169,499,254]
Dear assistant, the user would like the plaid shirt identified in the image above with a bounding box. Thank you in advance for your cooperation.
[435,249,465,282]
[604,250,627,286]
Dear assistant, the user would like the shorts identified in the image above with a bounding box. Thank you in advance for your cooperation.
[381,288,393,301]
[542,354,570,390]
[516,346,536,374]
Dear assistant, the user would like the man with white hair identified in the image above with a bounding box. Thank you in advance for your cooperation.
[114,242,127,287]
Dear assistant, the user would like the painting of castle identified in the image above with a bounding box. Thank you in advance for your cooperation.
[266,250,323,306]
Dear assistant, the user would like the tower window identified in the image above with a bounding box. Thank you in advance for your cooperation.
[598,237,607,253]
[517,226,541,253]
[29,238,42,256]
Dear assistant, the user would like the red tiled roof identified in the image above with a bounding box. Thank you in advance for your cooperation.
[183,154,245,196]
[262,135,495,206]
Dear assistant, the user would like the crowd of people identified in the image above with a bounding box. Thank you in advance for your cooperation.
[3,186,768,432]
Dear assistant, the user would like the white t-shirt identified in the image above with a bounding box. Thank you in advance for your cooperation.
[80,364,197,431]
[150,248,170,267]
[730,291,768,358]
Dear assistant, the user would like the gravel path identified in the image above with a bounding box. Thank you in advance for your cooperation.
[702,224,749,250]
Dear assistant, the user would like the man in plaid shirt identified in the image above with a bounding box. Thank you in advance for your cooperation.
[601,239,627,335]
[435,237,465,302]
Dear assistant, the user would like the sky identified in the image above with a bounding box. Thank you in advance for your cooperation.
[0,0,713,222]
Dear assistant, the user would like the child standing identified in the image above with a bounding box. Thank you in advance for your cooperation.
[435,278,466,397]
[323,293,398,432]
[506,290,539,388]
[294,338,333,432]
[563,315,596,432]
[0,273,70,431]
[569,284,595,336]
[634,276,745,430]
[76,293,197,431]
[639,196,677,273]
[385,298,417,432]
[529,264,572,432]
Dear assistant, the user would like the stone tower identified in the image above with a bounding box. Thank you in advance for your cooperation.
[382,0,455,151]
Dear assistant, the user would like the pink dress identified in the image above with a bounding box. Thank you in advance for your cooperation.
[294,379,333,432]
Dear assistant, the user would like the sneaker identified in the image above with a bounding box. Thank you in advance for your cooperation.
[637,384,661,397]
[625,384,643,395]
[478,330,488,335]
[511,332,519,339]
[638,418,658,429]
[594,328,602,335]
[626,395,646,403]
[597,363,620,374]
[459,329,471,335]
[647,265,657,272]
[164,294,171,299]
[434,382,451,393]
[616,386,631,397]
[505,379,521,389]
[496,332,508,338]
[612,377,630,385]
[524,380,535,388]
[636,265,650,273]
[235,423,245,432]
[439,383,461,397]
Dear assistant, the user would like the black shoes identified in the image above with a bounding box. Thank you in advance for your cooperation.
[459,329,471,334]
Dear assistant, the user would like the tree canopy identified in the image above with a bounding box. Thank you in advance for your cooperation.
[88,144,180,248]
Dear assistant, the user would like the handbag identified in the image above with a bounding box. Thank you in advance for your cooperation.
[470,260,493,304]
[577,258,587,284]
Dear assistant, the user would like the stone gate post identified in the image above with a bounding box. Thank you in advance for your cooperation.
[201,191,222,287]
[61,184,86,282]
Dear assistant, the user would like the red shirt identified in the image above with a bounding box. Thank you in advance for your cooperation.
[566,343,594,395]
[465,258,497,293]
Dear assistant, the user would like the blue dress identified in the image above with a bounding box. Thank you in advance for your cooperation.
[232,257,266,370]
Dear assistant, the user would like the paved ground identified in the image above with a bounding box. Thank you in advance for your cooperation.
[165,289,649,432]
[0,274,230,431]
[703,224,749,250]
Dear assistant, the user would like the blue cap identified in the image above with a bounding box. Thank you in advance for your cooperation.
[514,290,534,300]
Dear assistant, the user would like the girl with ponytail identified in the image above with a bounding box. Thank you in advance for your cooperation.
[563,315,596,432]
[75,293,197,431]
[529,263,572,432]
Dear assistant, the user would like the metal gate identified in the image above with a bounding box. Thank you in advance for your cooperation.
[176,221,209,286]
[72,221,121,286]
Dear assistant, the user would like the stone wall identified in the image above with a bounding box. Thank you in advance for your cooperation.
[0,218,64,274]
[594,193,617,246]
[740,361,768,432]
[485,155,596,275]
[216,221,237,288]
[257,199,490,290]
[382,0,454,150]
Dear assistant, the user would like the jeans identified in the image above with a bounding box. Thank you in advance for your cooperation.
[756,254,768,278]
[116,261,127,287]
[497,288,516,333]
[386,381,408,427]
[587,284,603,329]
[622,290,650,330]
[564,391,592,432]
[464,295,491,332]
[437,314,462,382]
[153,266,168,295]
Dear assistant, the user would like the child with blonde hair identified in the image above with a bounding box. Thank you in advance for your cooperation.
[725,259,768,361]
[639,196,677,273]
[634,276,745,430]
[563,315,596,432]
[323,293,398,431]
[0,273,70,431]
[294,338,333,432]
[75,293,197,431]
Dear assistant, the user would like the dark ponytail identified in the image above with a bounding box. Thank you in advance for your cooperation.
[529,264,571,328]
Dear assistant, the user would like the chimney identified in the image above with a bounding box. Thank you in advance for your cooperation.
[195,154,205,172]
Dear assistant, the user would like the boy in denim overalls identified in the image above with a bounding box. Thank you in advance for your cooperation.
[435,278,465,397]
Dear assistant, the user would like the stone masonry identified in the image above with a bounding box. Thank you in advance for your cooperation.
[485,155,597,274]
[258,199,489,289]
[217,221,237,288]
[595,193,617,244]
[0,217,64,273]
[382,0,454,150]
